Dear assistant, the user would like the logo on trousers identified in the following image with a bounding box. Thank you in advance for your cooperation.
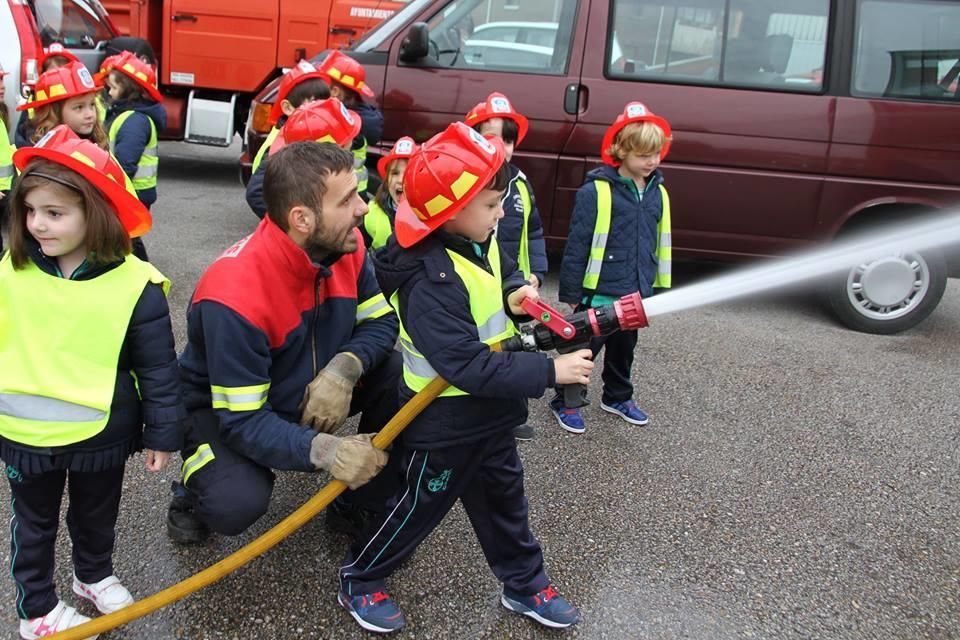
[428,469,452,492]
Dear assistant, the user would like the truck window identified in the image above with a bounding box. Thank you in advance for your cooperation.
[853,0,960,102]
[423,0,579,74]
[30,0,113,48]
[606,0,828,92]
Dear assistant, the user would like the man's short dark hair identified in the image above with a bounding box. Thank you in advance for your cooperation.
[264,142,355,230]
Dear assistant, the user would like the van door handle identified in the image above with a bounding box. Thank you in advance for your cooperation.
[172,14,198,22]
[564,83,587,115]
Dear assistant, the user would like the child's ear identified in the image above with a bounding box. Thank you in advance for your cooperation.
[281,99,296,116]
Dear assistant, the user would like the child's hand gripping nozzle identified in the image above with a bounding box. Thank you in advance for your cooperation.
[499,293,649,408]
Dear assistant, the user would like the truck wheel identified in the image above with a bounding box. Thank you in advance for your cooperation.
[824,247,947,334]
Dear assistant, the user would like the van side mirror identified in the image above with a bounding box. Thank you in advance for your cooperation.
[400,22,430,62]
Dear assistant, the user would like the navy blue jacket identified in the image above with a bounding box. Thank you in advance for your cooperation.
[559,165,665,304]
[178,218,398,471]
[15,110,33,148]
[498,164,548,286]
[373,231,556,449]
[246,159,268,219]
[352,102,383,147]
[0,242,186,474]
[104,99,167,207]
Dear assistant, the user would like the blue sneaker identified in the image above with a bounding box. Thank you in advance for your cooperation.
[338,590,405,633]
[600,399,649,425]
[550,399,586,434]
[501,585,580,628]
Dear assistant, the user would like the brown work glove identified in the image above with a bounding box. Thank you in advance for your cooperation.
[309,433,388,489]
[299,352,363,433]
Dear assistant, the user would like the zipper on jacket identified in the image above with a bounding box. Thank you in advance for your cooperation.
[311,271,322,376]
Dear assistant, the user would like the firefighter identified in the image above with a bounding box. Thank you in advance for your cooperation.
[336,122,591,633]
[168,139,401,545]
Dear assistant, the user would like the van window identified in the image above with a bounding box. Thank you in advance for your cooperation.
[31,0,113,48]
[423,0,579,74]
[852,0,960,102]
[607,0,829,91]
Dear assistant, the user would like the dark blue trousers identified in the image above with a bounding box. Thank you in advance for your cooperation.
[181,350,401,535]
[338,429,548,597]
[6,464,124,619]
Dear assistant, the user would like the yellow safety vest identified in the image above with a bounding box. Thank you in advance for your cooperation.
[394,238,518,397]
[0,253,169,447]
[251,126,281,175]
[353,137,368,194]
[582,181,672,291]
[108,111,159,192]
[514,179,532,278]
[363,200,393,250]
[0,127,13,191]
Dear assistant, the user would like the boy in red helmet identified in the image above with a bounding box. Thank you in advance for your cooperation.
[248,60,331,179]
[553,102,674,434]
[336,122,593,634]
[316,50,383,197]
[245,98,359,219]
[466,91,548,441]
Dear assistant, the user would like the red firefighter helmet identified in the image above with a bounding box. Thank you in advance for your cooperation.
[395,122,506,248]
[464,92,529,146]
[600,101,673,166]
[95,53,123,80]
[377,136,419,179]
[18,61,101,111]
[13,125,152,238]
[40,43,80,69]
[104,51,163,103]
[317,50,374,98]
[268,59,329,126]
[268,98,361,156]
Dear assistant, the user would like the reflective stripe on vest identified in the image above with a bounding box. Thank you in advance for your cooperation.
[356,292,392,324]
[353,138,369,193]
[108,110,159,191]
[515,179,532,278]
[0,254,170,446]
[0,131,13,191]
[363,201,393,250]
[394,239,518,397]
[210,383,270,412]
[251,127,281,175]
[582,181,673,291]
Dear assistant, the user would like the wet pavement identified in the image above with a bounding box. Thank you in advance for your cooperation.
[1,142,958,639]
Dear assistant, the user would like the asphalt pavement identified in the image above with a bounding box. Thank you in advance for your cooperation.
[1,141,957,639]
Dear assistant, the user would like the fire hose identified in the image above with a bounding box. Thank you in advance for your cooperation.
[48,294,648,640]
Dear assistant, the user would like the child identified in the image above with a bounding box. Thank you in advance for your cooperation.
[552,102,673,434]
[15,43,80,147]
[361,136,418,251]
[246,98,359,218]
[102,52,167,210]
[19,62,108,149]
[0,125,184,637]
[337,122,593,634]
[466,91,548,441]
[1,63,13,253]
[316,50,384,197]
[250,59,331,178]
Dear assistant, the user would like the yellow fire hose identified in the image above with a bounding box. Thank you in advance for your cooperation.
[47,363,470,640]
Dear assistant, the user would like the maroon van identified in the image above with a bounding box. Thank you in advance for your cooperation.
[242,0,960,334]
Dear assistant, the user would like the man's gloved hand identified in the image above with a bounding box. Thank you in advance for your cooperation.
[310,433,388,489]
[300,352,363,433]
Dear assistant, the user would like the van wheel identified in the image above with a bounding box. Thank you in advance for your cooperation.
[824,247,947,334]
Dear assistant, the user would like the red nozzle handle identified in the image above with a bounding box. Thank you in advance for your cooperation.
[520,297,577,341]
[614,293,649,330]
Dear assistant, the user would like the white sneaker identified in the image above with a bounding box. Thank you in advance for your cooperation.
[19,600,99,639]
[72,574,134,614]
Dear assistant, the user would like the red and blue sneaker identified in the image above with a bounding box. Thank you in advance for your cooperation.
[501,584,580,628]
[600,399,649,425]
[549,398,586,434]
[338,590,405,634]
